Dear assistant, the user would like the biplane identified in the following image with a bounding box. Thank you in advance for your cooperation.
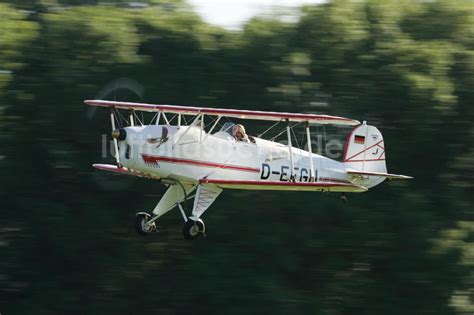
[85,100,412,240]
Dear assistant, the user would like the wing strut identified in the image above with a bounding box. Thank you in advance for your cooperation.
[305,122,316,182]
[203,115,221,142]
[172,113,202,148]
[162,112,169,125]
[129,110,135,127]
[286,119,295,181]
[155,111,161,125]
[109,109,121,166]
[200,114,204,142]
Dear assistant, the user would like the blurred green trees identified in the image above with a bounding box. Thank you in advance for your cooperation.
[0,4,38,95]
[0,0,472,314]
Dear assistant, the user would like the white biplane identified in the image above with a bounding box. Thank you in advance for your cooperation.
[85,100,412,239]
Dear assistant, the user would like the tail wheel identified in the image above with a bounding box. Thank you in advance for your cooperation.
[135,212,156,236]
[182,219,205,240]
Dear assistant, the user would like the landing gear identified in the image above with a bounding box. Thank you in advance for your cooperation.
[135,212,157,235]
[340,193,348,203]
[182,219,205,240]
[132,182,214,240]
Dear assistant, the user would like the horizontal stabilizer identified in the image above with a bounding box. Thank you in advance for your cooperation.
[93,164,161,179]
[200,179,367,193]
[347,170,413,180]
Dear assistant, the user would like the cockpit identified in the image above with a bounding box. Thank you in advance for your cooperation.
[213,122,256,144]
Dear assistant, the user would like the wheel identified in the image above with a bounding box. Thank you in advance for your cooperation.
[182,219,205,240]
[135,212,156,236]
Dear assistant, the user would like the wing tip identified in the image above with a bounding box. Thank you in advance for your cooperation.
[390,175,413,180]
[85,99,110,107]
[92,163,118,170]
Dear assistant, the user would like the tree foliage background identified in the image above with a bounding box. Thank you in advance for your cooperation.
[0,0,472,314]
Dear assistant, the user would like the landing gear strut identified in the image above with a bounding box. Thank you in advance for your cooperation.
[182,218,205,240]
[340,193,348,203]
[133,181,214,240]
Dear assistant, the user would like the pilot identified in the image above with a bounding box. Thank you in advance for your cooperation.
[232,124,250,143]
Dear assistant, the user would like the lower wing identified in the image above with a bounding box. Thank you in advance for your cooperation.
[92,164,161,180]
[200,179,367,193]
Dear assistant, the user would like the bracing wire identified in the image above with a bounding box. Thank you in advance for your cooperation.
[258,120,282,138]
[168,114,177,124]
[115,109,128,128]
[270,128,287,141]
[204,116,219,129]
[290,126,300,149]
[270,122,302,142]
[300,127,306,150]
[133,111,143,126]
[151,112,158,125]
[212,116,226,132]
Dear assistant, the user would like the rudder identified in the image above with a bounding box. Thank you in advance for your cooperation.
[343,122,387,173]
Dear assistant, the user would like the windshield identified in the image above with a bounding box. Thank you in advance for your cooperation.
[217,122,235,135]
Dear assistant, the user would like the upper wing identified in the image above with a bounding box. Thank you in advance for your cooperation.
[200,179,367,193]
[84,99,359,126]
[347,170,413,180]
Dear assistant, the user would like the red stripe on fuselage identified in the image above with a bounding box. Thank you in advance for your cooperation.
[141,154,260,173]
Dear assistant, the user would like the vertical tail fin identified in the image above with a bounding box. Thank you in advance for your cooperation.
[343,122,387,174]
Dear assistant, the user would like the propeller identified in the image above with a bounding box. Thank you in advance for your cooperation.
[110,108,122,168]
